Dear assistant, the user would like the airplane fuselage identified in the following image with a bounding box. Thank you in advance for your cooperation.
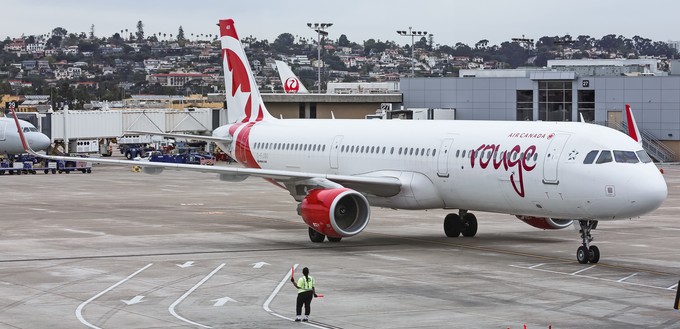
[0,117,51,154]
[215,119,666,221]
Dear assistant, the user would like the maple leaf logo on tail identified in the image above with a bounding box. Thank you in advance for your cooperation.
[219,19,273,123]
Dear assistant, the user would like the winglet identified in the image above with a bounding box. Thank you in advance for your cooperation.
[625,104,642,144]
[579,112,585,123]
[8,104,35,154]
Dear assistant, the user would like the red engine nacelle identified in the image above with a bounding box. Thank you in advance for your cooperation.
[299,188,371,238]
[515,215,573,230]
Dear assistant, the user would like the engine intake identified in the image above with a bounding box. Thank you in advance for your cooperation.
[515,215,572,230]
[299,188,370,238]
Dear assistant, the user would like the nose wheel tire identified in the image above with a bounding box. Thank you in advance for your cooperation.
[577,246,589,264]
[588,246,600,263]
[327,236,342,242]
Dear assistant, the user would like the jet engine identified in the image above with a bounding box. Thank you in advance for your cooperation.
[299,188,370,238]
[515,215,572,230]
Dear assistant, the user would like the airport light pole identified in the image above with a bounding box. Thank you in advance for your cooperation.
[397,27,428,77]
[307,22,333,93]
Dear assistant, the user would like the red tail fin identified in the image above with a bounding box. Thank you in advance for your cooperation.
[7,104,31,152]
[625,104,642,144]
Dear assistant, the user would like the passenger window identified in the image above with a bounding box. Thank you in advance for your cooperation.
[370,146,375,153]
[636,150,652,163]
[614,150,639,163]
[390,147,394,154]
[432,149,436,156]
[322,145,326,152]
[596,150,613,164]
[398,147,402,155]
[427,149,431,156]
[409,148,414,155]
[360,146,365,153]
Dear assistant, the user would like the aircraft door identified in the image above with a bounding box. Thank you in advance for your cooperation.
[437,138,454,177]
[330,135,343,169]
[542,134,571,184]
[0,121,6,141]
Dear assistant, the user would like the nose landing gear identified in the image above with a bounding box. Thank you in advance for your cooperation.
[576,220,600,264]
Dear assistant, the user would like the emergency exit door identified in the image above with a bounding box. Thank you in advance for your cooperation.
[437,138,454,177]
[543,134,570,184]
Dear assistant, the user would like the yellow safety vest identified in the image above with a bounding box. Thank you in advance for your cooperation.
[297,276,315,294]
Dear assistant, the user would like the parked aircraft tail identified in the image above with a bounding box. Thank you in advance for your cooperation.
[219,19,274,123]
[275,60,309,94]
[625,104,642,145]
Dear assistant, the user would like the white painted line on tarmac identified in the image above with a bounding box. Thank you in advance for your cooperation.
[570,265,596,275]
[668,282,678,290]
[617,272,638,282]
[75,263,153,329]
[529,263,545,269]
[262,264,327,329]
[168,263,225,329]
[509,264,672,291]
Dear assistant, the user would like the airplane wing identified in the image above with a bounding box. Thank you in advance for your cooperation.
[9,108,400,197]
[33,152,402,197]
[125,130,232,143]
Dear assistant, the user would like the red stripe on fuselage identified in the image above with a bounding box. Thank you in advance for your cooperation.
[234,122,259,168]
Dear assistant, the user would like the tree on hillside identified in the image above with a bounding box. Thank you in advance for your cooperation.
[273,33,295,54]
[338,34,350,47]
[177,26,186,44]
[136,20,144,42]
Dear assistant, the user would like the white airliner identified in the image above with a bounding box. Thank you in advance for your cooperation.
[11,19,667,264]
[275,60,309,93]
[0,116,50,155]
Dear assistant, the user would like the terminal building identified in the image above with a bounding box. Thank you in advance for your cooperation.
[400,59,680,161]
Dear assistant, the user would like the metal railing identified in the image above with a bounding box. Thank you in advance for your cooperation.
[596,121,677,162]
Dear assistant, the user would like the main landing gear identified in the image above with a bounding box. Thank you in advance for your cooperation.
[443,210,478,238]
[576,220,600,264]
[308,227,342,243]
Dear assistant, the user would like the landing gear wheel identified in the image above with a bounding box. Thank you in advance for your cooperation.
[444,213,462,237]
[588,246,600,264]
[577,246,589,264]
[461,213,478,237]
[327,236,342,242]
[308,227,325,243]
[576,220,599,264]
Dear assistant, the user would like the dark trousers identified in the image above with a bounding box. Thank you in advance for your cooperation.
[296,290,314,316]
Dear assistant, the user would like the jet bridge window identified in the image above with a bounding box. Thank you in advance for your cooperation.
[636,150,652,163]
[613,150,639,163]
[595,150,613,164]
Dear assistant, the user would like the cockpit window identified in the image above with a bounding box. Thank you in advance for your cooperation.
[583,150,599,164]
[636,150,653,163]
[613,150,639,163]
[595,150,613,164]
[22,127,38,132]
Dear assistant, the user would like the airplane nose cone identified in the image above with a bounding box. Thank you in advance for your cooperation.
[625,167,667,217]
[29,133,51,151]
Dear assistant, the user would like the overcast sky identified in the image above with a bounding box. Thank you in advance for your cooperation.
[4,0,678,47]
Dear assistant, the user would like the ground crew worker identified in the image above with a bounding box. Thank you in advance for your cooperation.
[290,267,317,322]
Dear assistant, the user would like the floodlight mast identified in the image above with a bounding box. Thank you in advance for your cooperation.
[397,27,428,77]
[307,23,333,93]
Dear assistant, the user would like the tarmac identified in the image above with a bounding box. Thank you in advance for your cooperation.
[0,161,679,329]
